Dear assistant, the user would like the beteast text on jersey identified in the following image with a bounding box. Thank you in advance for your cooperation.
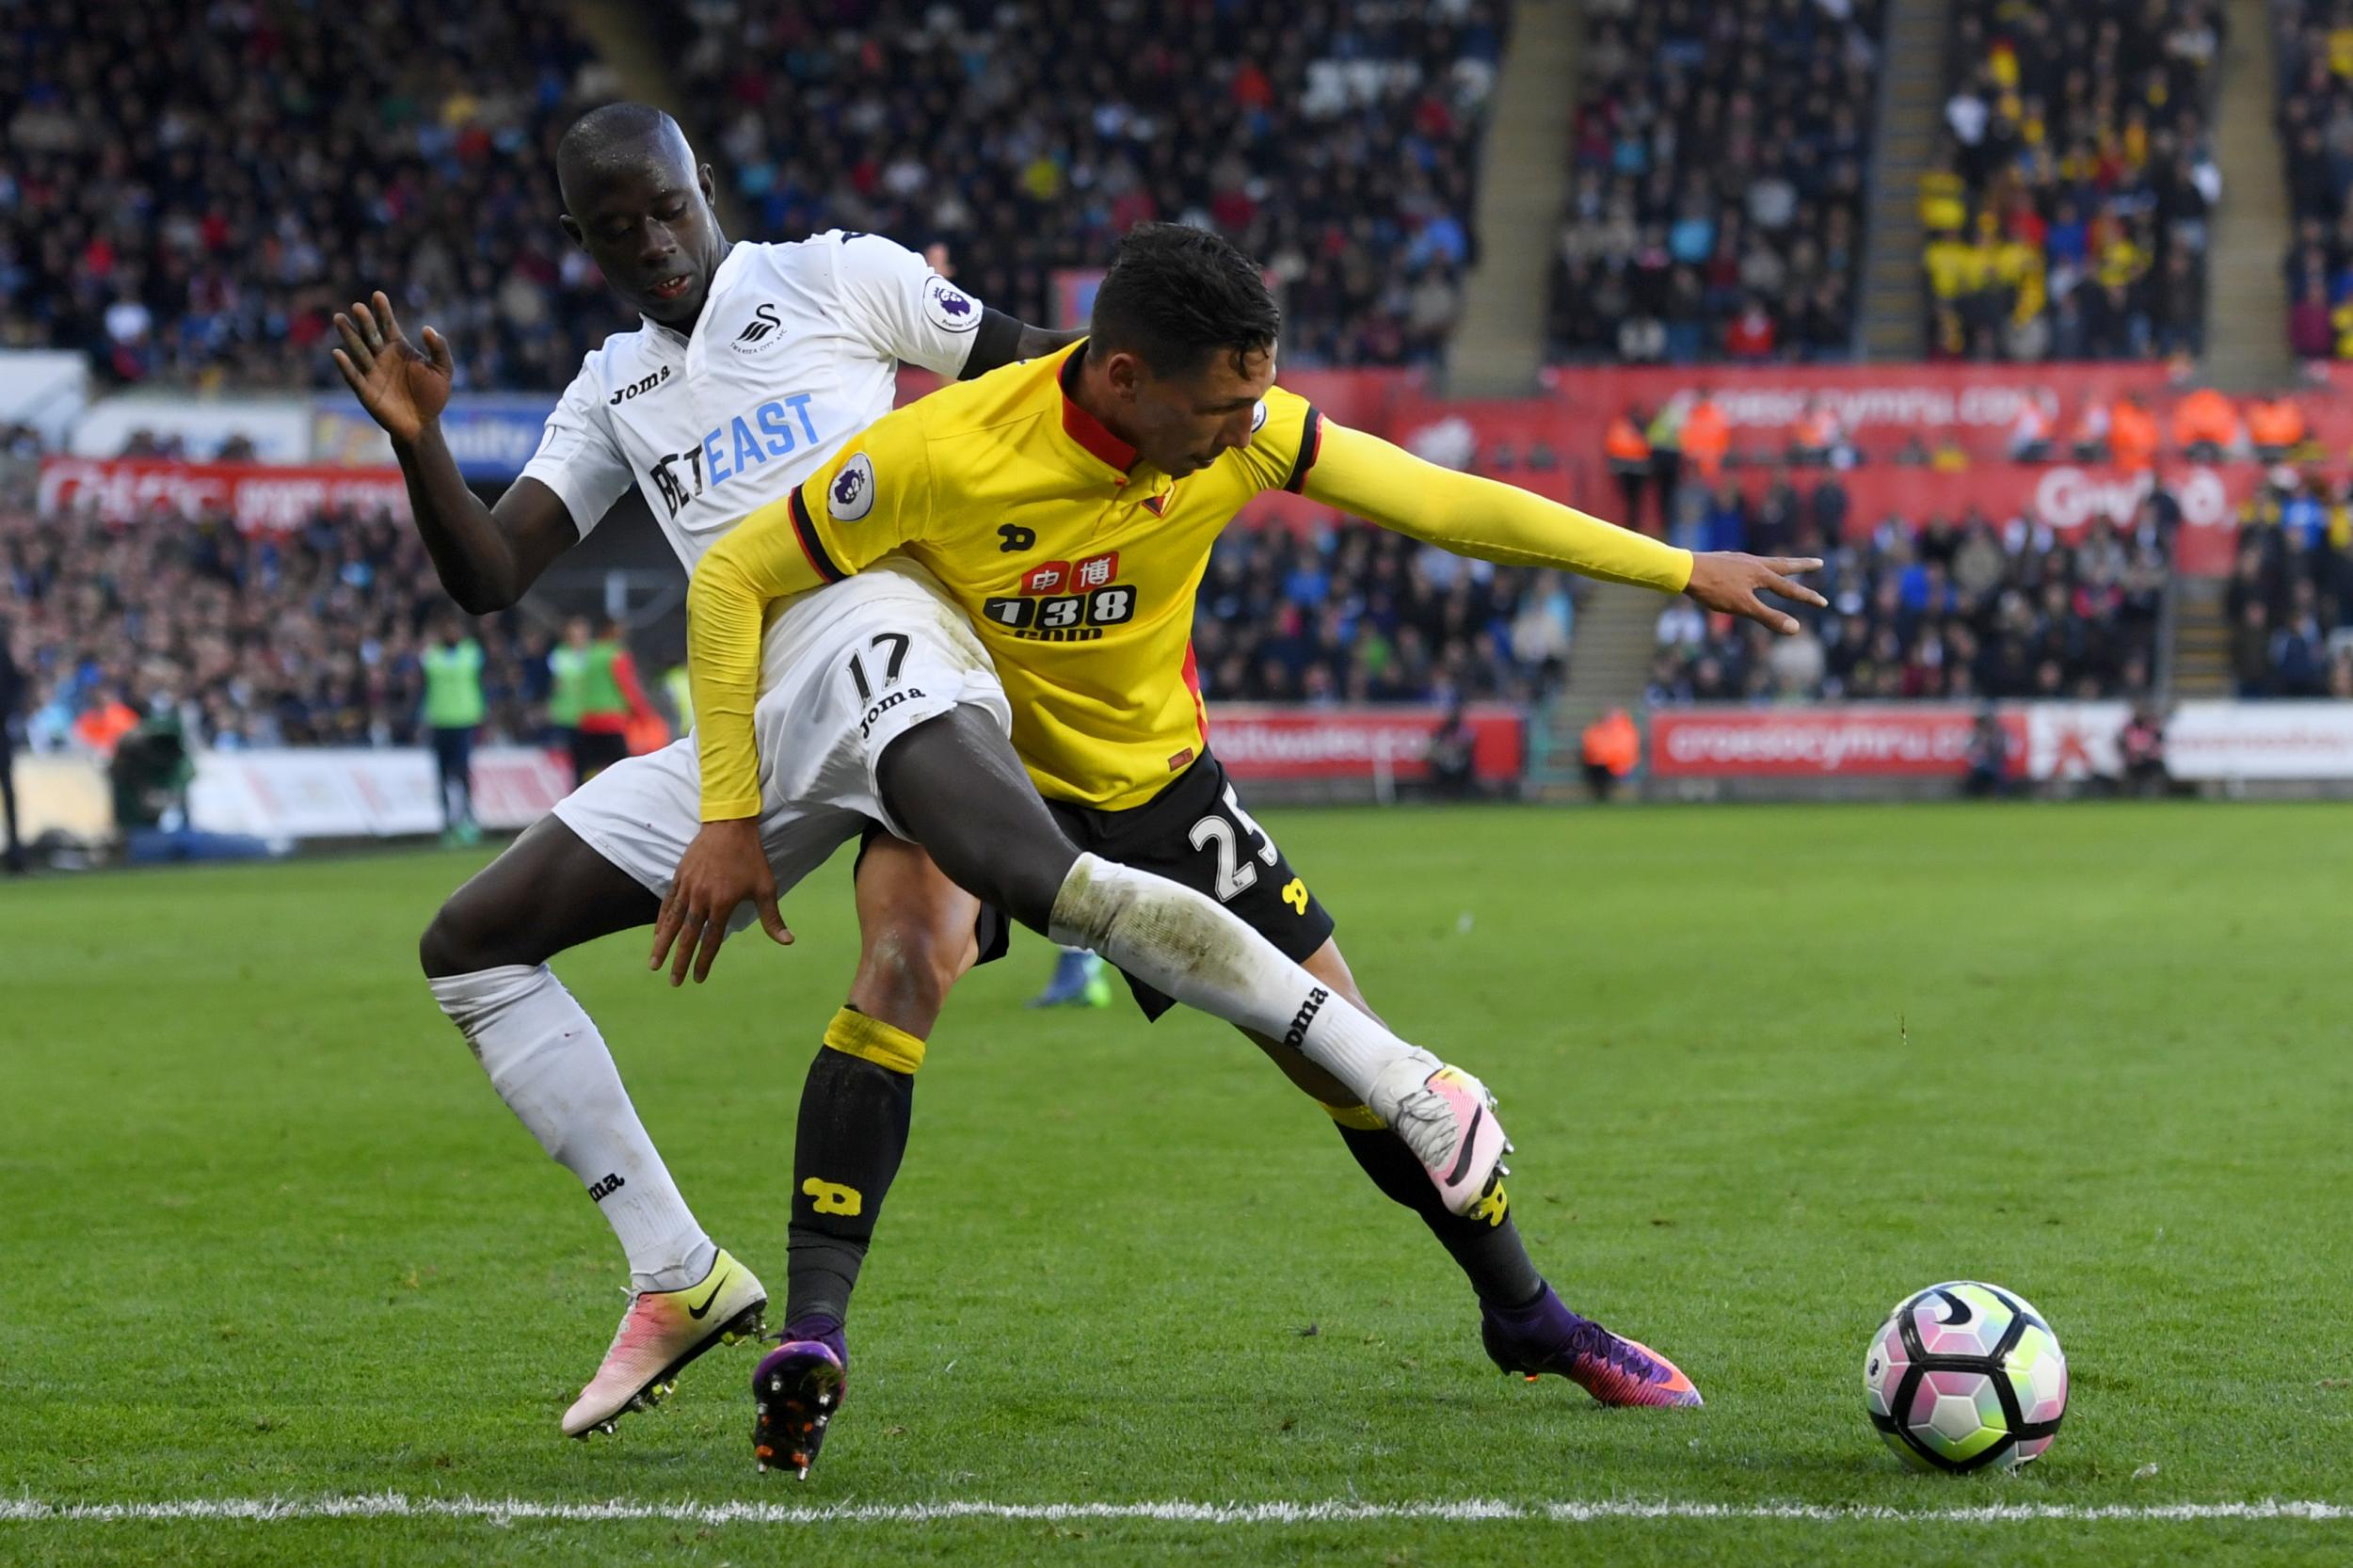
[646,393,824,520]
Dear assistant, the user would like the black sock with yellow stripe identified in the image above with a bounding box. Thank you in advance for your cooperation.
[784,1007,924,1328]
[1327,1106,1545,1310]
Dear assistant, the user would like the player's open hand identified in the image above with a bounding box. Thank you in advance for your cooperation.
[649,818,793,986]
[1683,552,1828,636]
[330,290,454,446]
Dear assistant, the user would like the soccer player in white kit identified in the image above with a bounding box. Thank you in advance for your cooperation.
[334,106,1505,1444]
[332,104,1077,1437]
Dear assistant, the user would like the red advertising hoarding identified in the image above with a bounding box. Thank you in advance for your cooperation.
[1649,706,2024,778]
[51,363,2325,577]
[38,456,409,532]
[1815,462,2249,574]
[1209,703,1525,782]
[1538,362,2185,455]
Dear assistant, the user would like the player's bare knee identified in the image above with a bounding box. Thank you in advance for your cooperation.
[418,894,488,979]
[419,873,539,977]
[850,920,971,1033]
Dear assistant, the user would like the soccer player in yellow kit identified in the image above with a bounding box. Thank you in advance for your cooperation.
[657,224,1822,1473]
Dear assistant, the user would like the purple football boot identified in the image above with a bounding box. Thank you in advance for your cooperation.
[753,1317,849,1478]
[1481,1284,1703,1408]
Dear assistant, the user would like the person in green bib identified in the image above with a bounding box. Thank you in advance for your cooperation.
[421,617,486,846]
[549,616,652,787]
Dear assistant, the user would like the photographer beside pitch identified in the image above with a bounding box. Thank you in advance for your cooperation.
[660,223,1824,1469]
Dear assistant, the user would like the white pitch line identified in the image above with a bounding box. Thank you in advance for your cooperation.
[1,1495,2349,1527]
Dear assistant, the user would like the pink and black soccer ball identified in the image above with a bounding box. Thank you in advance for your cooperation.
[1864,1281,2068,1472]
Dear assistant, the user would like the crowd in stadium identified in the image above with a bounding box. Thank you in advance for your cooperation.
[673,0,1506,367]
[0,499,564,752]
[1192,519,1577,706]
[2225,474,2353,696]
[0,485,1564,761]
[1,0,1504,386]
[1546,0,1883,363]
[7,0,2352,812]
[1598,380,2320,485]
[2277,1,2353,359]
[1924,0,2222,361]
[1645,478,2173,703]
[0,0,623,392]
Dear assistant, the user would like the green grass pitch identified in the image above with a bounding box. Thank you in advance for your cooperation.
[4,801,2350,1566]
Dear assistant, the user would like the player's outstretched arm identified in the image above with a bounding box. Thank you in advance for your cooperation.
[1301,422,1825,634]
[331,291,575,613]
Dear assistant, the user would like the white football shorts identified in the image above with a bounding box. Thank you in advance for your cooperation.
[552,560,1011,926]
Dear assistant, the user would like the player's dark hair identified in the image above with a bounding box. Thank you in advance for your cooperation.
[1090,223,1280,378]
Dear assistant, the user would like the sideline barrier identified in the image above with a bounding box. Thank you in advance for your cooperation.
[1651,701,2353,787]
[184,746,571,838]
[14,702,2352,850]
[36,456,409,530]
[1211,703,1525,787]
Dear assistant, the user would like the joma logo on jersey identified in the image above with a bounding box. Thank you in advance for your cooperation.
[586,1172,627,1203]
[646,393,824,519]
[731,302,784,352]
[858,685,926,738]
[608,364,673,404]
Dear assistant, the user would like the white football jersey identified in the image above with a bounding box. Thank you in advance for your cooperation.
[519,230,986,573]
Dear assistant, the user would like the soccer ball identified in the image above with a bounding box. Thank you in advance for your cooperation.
[1864,1281,2068,1472]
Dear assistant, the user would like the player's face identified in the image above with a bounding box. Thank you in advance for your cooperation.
[1123,344,1277,478]
[562,159,725,327]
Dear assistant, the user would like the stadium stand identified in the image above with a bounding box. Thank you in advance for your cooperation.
[3,485,1557,754]
[1545,0,1886,363]
[1192,519,1577,705]
[672,0,1508,367]
[2275,0,2353,359]
[0,0,623,390]
[2,493,557,751]
[1923,0,2224,361]
[2224,475,2353,696]
[1645,480,2172,702]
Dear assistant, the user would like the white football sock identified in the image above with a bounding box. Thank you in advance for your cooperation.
[1047,853,1439,1105]
[428,965,715,1293]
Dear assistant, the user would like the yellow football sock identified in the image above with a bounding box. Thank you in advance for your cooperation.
[822,1006,926,1075]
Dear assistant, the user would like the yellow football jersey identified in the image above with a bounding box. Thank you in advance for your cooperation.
[770,344,1319,808]
[691,341,1691,818]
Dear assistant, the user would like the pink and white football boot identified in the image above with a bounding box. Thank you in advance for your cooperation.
[1369,1062,1512,1216]
[561,1248,767,1438]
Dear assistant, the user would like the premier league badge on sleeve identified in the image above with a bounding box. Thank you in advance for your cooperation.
[829,452,877,522]
[923,276,981,333]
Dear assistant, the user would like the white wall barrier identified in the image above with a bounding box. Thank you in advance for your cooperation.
[2024,701,2353,782]
[1654,700,2353,784]
[184,746,572,839]
[17,706,2353,850]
